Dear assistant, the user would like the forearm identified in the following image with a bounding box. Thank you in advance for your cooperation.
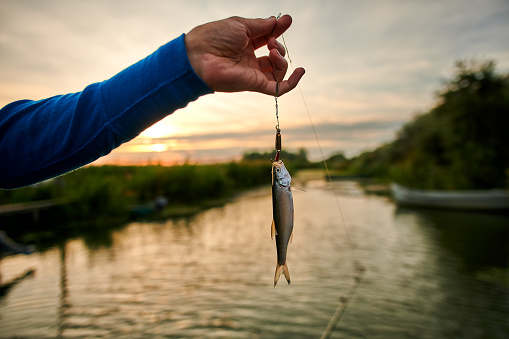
[0,34,212,189]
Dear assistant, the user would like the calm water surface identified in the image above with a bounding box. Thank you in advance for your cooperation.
[1,181,509,338]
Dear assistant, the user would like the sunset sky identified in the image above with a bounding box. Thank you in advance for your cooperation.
[1,0,508,164]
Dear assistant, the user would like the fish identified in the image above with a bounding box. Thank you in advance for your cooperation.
[271,159,294,287]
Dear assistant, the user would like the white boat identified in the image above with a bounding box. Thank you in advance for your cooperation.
[390,183,509,211]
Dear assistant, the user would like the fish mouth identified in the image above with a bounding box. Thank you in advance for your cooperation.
[276,181,290,188]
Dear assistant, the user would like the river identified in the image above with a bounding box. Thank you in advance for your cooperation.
[1,181,508,338]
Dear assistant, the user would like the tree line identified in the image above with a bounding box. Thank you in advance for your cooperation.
[347,60,509,189]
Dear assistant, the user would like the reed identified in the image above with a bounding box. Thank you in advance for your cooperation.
[0,161,277,221]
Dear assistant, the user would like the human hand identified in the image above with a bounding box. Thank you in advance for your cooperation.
[185,15,305,96]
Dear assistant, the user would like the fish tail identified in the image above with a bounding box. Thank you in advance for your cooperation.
[274,263,291,287]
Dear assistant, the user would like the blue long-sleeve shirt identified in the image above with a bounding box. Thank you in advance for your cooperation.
[0,34,213,189]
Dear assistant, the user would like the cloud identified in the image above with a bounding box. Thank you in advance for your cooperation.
[1,0,508,163]
[100,118,405,164]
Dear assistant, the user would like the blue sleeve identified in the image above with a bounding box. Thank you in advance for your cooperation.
[0,34,213,189]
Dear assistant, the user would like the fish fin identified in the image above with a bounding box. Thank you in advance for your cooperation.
[289,209,294,244]
[274,263,291,287]
[292,186,306,192]
[271,220,277,239]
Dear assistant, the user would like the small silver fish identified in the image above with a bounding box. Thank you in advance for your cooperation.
[271,160,294,287]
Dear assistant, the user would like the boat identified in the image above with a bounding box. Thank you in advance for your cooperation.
[390,183,509,211]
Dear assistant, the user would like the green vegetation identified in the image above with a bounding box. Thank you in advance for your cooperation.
[0,151,321,248]
[0,149,320,224]
[0,162,269,221]
[349,60,509,189]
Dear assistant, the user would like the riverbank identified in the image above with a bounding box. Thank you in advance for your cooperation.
[0,162,274,242]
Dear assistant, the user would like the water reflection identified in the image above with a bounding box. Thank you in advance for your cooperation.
[58,242,70,338]
[390,207,509,338]
[0,182,508,338]
[0,268,35,297]
[397,208,509,275]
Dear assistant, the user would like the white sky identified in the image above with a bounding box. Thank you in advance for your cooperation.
[1,0,508,163]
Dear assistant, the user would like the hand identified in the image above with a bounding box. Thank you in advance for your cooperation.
[185,15,305,96]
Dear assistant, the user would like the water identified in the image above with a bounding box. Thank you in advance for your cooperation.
[1,181,508,338]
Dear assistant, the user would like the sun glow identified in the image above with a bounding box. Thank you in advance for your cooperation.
[141,121,178,138]
[152,144,167,152]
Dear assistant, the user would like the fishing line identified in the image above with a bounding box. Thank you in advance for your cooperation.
[273,14,282,162]
[278,27,366,338]
[273,66,282,161]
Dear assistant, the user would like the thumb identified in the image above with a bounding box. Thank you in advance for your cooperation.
[237,16,278,39]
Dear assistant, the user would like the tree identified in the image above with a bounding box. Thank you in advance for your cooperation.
[434,60,509,188]
[350,60,509,189]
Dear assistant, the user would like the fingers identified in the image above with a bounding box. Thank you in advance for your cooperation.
[258,35,299,93]
[259,67,305,97]
[237,16,277,40]
[258,48,287,82]
[251,14,292,50]
[267,37,285,57]
[269,48,288,82]
[209,14,302,96]
[276,67,305,96]
[271,15,292,39]
[240,14,292,40]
